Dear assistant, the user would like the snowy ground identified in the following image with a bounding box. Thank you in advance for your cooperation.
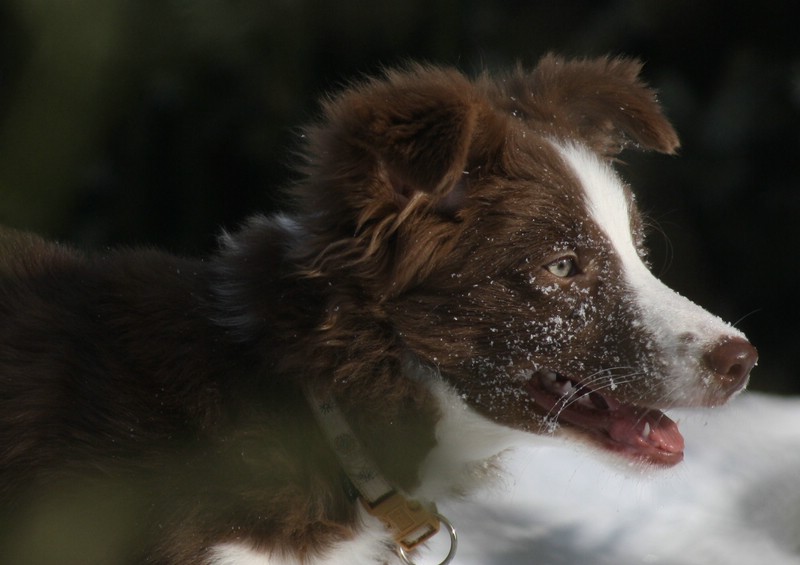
[419,392,800,565]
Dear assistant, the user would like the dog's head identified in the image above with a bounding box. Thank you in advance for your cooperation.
[294,55,756,466]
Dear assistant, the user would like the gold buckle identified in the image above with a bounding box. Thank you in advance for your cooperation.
[363,492,440,552]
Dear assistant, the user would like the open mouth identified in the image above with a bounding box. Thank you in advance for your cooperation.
[525,369,684,466]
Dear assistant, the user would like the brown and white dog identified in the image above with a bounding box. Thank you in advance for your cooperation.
[0,55,757,564]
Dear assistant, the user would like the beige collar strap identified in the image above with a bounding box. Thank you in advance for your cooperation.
[305,388,457,564]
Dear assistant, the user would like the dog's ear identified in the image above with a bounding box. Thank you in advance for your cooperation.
[307,65,478,216]
[505,54,680,157]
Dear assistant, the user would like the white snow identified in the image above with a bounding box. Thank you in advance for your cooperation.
[418,392,800,565]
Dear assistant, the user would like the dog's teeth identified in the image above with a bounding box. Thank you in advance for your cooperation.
[643,422,651,438]
[576,394,594,408]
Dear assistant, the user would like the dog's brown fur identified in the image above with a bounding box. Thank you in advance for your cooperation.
[1,55,699,563]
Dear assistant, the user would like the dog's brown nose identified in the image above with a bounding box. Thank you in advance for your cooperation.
[704,337,758,394]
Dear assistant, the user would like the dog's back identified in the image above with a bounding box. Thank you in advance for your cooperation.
[0,228,356,562]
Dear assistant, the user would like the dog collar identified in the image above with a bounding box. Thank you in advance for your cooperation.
[305,388,457,565]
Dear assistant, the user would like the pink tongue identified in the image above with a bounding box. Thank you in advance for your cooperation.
[607,408,684,455]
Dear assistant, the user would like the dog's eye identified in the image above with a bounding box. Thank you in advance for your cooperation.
[545,256,578,278]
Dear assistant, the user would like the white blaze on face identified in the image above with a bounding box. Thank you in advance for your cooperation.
[553,142,744,403]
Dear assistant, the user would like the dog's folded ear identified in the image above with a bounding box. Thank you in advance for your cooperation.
[306,65,478,216]
[504,54,680,157]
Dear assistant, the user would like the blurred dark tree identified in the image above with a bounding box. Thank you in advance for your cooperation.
[1,0,798,393]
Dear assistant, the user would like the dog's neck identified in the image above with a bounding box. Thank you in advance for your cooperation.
[304,385,449,557]
[315,355,535,500]
[300,353,534,564]
[411,378,543,501]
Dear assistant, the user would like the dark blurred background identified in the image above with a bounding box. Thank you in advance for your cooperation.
[1,1,798,393]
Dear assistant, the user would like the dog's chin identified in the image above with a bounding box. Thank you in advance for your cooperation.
[524,369,685,467]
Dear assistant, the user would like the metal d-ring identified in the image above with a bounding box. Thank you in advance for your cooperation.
[398,513,458,565]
